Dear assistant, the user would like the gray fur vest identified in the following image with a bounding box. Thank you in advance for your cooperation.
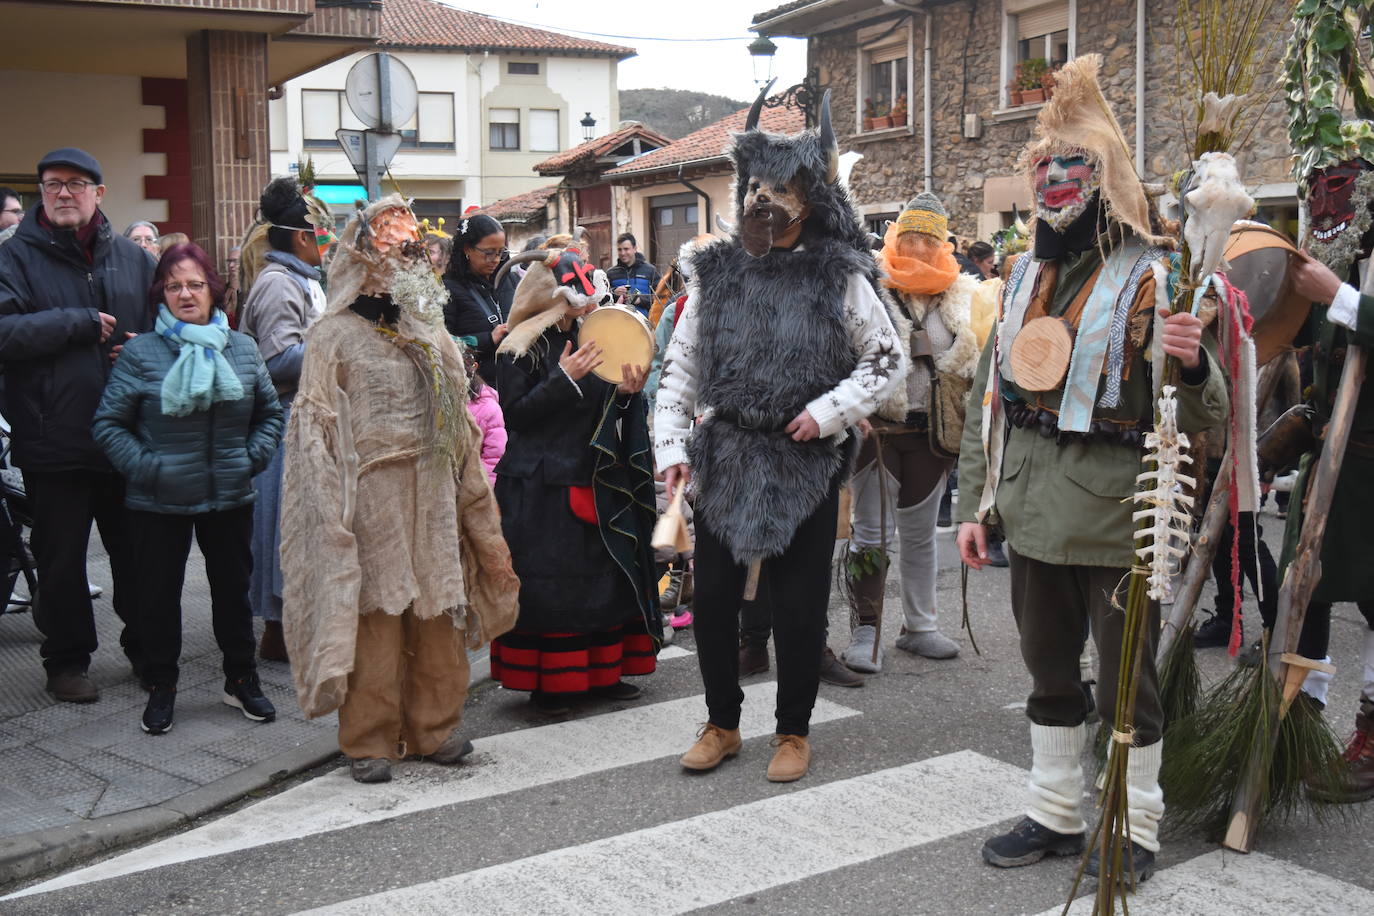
[687,239,863,562]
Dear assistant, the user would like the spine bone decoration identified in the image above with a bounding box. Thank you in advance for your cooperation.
[1133,387,1195,602]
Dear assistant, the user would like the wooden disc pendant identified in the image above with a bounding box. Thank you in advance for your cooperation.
[1009,316,1075,391]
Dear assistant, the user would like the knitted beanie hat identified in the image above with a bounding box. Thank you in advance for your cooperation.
[896,191,948,238]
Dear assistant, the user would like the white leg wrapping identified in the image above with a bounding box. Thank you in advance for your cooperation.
[1027,723,1087,835]
[1126,740,1165,853]
[1301,655,1335,706]
[848,460,898,550]
[1079,640,1095,682]
[896,486,943,633]
[1362,629,1374,705]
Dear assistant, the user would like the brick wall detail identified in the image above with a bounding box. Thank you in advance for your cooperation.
[142,78,193,239]
[187,30,270,271]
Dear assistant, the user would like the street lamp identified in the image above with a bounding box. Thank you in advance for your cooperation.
[580,112,597,142]
[748,36,778,87]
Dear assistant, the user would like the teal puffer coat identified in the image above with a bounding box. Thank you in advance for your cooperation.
[92,329,283,515]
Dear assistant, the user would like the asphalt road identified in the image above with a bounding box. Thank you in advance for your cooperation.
[5,520,1373,915]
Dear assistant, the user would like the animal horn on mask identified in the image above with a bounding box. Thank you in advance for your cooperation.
[744,78,777,132]
[493,249,551,290]
[818,90,838,184]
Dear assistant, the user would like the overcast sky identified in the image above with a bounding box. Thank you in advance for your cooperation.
[446,0,809,102]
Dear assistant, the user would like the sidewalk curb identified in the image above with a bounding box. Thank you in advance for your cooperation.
[0,662,495,890]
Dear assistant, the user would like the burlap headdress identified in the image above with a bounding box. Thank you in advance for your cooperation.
[493,246,610,359]
[1019,54,1169,247]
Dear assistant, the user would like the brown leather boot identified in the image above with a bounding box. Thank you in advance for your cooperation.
[259,620,289,662]
[766,734,811,782]
[739,639,770,678]
[680,723,742,771]
[1338,713,1374,803]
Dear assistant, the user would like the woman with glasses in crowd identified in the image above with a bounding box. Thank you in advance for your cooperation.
[93,243,283,735]
[442,214,517,388]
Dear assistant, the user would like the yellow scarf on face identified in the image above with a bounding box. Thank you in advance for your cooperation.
[877,223,961,296]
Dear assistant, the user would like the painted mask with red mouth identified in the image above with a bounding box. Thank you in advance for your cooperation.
[1308,158,1374,276]
[1034,152,1101,232]
[1309,159,1371,244]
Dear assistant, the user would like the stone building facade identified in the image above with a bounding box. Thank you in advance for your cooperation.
[752,0,1296,243]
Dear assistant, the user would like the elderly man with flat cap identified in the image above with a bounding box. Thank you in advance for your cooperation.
[0,147,155,702]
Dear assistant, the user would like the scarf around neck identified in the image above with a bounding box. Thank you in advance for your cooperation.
[155,305,244,416]
[264,249,322,282]
[878,224,960,296]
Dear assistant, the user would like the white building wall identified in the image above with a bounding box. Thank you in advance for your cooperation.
[0,71,167,232]
[272,49,623,210]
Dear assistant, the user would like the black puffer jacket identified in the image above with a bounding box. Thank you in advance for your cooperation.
[0,206,156,471]
[92,329,282,515]
[443,267,516,386]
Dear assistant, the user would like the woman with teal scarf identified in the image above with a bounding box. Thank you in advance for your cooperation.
[93,243,284,736]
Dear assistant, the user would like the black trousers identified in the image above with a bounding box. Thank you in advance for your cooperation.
[1298,600,1374,661]
[1009,551,1164,747]
[693,481,839,737]
[1211,512,1278,630]
[130,506,258,688]
[24,469,138,675]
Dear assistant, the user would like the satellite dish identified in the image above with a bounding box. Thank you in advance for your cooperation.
[345,53,418,131]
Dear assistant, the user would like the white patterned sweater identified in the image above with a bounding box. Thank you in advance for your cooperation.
[654,271,907,470]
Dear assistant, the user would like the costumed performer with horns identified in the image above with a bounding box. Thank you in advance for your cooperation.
[280,196,518,784]
[655,86,906,783]
[956,55,1227,876]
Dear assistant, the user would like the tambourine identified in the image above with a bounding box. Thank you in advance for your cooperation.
[578,305,655,384]
[1222,225,1310,366]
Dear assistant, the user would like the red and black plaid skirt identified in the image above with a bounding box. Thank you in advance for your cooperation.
[490,619,657,694]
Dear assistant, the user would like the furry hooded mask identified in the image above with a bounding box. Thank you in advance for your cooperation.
[728,82,875,262]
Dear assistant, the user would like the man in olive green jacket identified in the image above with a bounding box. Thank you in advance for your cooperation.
[954,53,1229,882]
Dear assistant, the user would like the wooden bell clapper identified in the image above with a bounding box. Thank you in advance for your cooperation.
[651,481,693,554]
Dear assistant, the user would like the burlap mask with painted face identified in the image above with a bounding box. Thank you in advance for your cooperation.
[1034,152,1102,232]
[363,204,448,327]
[741,175,810,258]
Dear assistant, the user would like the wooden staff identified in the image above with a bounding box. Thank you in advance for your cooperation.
[1223,339,1366,852]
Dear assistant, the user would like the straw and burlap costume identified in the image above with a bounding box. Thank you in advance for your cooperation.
[957,55,1227,871]
[280,197,517,773]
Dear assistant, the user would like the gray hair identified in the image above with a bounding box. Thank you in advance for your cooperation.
[124,220,159,238]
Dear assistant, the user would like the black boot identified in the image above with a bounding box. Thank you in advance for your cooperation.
[1193,609,1235,649]
[981,817,1084,868]
[1084,839,1156,884]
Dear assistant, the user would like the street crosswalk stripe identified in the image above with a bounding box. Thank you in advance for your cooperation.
[8,681,856,900]
[292,750,1027,916]
[657,644,694,660]
[1040,849,1374,914]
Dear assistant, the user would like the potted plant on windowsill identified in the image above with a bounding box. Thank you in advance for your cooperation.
[1041,64,1059,100]
[1008,78,1024,107]
[873,102,892,130]
[1020,57,1048,104]
[863,97,876,131]
[890,92,908,127]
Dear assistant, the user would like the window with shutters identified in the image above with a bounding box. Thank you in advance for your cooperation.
[398,92,455,150]
[856,19,913,133]
[489,108,520,151]
[1001,0,1074,109]
[529,109,560,152]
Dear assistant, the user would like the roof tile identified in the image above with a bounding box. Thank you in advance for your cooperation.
[532,123,672,175]
[381,0,636,58]
[474,184,560,221]
[604,104,805,177]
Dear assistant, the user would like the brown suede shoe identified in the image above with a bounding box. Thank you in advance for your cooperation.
[46,670,98,703]
[680,723,742,771]
[259,620,289,662]
[739,641,770,678]
[767,734,811,782]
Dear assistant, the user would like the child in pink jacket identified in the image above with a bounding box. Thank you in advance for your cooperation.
[467,371,507,485]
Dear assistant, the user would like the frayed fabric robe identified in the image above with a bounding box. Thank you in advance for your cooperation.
[281,307,519,723]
